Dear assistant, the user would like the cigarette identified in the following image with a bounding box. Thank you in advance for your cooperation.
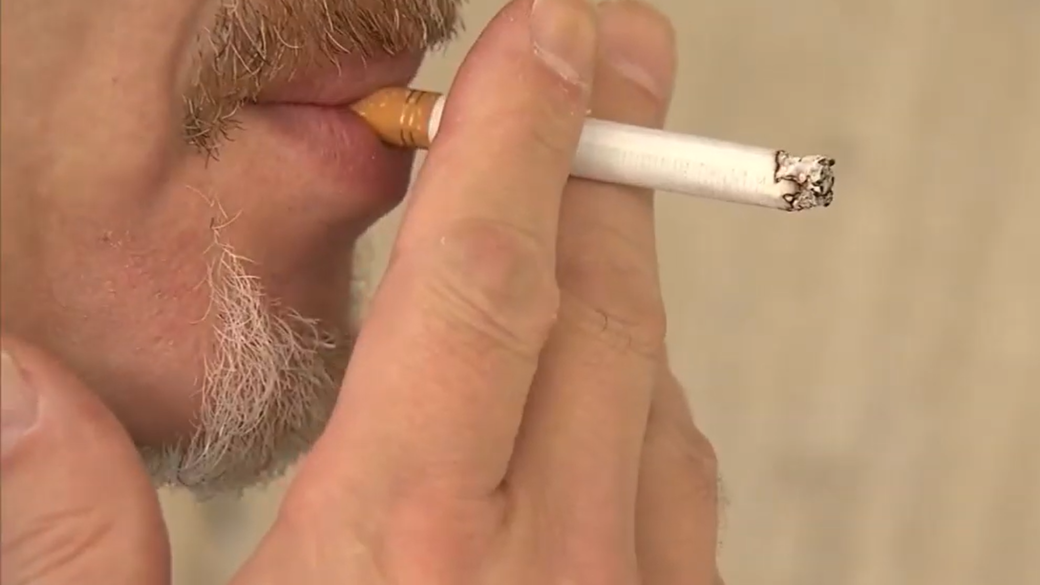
[350,88,836,212]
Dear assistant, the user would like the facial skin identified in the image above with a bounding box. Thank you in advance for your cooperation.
[0,0,463,494]
[2,2,725,582]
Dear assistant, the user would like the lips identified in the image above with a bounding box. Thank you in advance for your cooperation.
[256,51,426,107]
[244,51,427,214]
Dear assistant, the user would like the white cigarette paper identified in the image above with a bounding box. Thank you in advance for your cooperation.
[427,96,835,212]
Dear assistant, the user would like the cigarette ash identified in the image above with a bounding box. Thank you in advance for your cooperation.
[775,152,836,212]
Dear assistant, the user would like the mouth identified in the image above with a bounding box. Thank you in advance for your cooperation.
[246,51,426,210]
[256,51,426,108]
[252,50,426,157]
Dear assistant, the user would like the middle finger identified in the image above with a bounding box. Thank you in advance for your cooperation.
[510,0,677,545]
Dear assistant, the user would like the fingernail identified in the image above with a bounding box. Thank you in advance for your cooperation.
[530,0,598,85]
[597,0,675,100]
[1,351,39,456]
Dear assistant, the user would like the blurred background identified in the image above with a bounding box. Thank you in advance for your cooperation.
[159,0,1040,583]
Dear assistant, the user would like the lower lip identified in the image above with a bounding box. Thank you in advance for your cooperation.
[253,102,417,206]
[257,102,397,162]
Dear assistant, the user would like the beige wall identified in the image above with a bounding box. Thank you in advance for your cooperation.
[161,1,1040,583]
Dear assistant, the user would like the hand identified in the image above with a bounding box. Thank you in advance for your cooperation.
[0,1,721,584]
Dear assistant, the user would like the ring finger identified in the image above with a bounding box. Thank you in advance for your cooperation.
[509,0,678,557]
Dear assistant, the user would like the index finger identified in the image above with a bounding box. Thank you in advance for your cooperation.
[308,0,598,498]
[397,0,596,252]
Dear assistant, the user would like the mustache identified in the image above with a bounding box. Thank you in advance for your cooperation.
[184,0,465,151]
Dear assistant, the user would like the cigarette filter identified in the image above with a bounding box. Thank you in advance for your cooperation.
[350,88,835,212]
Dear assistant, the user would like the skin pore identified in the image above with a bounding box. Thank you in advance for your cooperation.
[0,0,463,495]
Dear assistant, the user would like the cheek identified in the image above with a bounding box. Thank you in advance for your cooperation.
[212,108,416,229]
[167,177,364,332]
[3,104,390,446]
[2,216,216,445]
[166,109,411,326]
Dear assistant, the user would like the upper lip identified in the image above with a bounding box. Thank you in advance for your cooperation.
[254,51,426,107]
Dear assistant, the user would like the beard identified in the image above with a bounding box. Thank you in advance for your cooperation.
[140,233,360,497]
[142,0,464,496]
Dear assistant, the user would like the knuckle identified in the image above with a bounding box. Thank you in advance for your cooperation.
[671,424,720,501]
[558,253,667,358]
[4,504,116,583]
[408,219,561,356]
[529,106,581,159]
[648,391,720,501]
[556,565,637,585]
[506,93,585,161]
[686,429,720,489]
[562,293,667,360]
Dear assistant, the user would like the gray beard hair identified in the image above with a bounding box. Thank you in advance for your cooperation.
[139,236,372,498]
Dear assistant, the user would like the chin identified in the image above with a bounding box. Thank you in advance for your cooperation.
[2,110,412,496]
[135,113,414,494]
[135,94,422,493]
[134,235,360,495]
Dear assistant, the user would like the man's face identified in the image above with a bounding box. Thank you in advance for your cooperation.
[0,0,463,494]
